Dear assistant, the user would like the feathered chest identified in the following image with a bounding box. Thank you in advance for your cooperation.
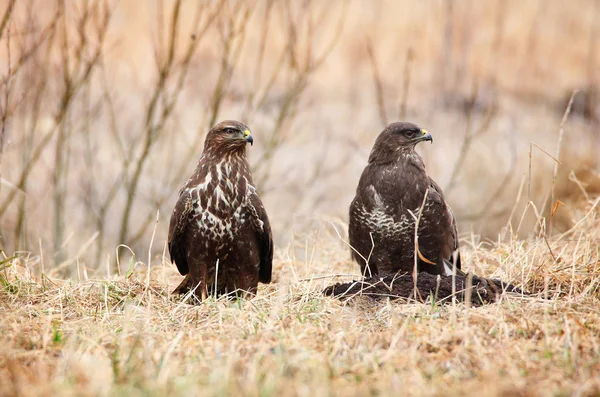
[183,159,256,240]
[354,200,418,241]
[353,157,436,238]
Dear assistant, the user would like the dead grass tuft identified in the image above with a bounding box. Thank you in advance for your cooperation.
[1,194,599,396]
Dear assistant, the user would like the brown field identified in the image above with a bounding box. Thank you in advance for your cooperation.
[1,0,600,396]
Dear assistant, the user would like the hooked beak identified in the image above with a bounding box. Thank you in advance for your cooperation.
[420,129,433,144]
[243,129,253,146]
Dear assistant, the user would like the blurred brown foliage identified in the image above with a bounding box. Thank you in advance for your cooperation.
[0,0,598,273]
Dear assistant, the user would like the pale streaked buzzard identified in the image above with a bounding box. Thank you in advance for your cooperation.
[168,120,273,301]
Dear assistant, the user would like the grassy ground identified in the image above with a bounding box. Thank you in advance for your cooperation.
[1,1,600,396]
[1,196,599,396]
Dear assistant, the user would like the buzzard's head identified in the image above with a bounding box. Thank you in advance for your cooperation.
[204,120,254,155]
[369,121,432,163]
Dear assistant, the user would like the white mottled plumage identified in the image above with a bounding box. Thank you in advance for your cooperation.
[189,162,258,241]
[168,120,273,300]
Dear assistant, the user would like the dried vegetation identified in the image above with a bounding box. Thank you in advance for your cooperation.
[1,0,600,396]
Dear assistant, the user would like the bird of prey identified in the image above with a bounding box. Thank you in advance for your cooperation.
[348,121,462,277]
[168,120,273,301]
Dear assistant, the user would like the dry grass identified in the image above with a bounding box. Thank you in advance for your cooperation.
[2,1,600,395]
[1,195,599,396]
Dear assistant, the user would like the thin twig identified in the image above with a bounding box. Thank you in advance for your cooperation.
[548,90,577,235]
[366,38,388,127]
[398,48,414,120]
[411,188,430,301]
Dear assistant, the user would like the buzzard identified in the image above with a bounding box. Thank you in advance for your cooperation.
[349,121,462,277]
[168,120,273,301]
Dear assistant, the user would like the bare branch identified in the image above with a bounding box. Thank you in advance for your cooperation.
[548,90,577,235]
[119,0,223,246]
[445,80,498,195]
[366,38,388,127]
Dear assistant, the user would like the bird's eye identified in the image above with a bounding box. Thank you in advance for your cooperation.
[223,128,236,134]
[404,130,416,138]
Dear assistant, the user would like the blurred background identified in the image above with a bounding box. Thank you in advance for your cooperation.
[0,0,598,274]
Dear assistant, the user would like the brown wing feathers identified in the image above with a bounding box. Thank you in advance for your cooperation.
[168,192,193,275]
[251,195,273,283]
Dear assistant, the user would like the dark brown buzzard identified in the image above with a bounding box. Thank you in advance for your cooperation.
[168,120,272,301]
[349,122,462,277]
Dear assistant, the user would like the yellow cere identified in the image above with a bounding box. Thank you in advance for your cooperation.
[244,129,251,137]
[421,129,428,135]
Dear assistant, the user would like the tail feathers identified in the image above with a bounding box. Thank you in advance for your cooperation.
[172,274,193,295]
[442,251,464,277]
